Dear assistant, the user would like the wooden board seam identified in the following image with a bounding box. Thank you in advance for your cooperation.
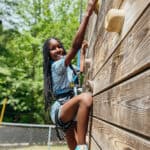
[90,134,103,150]
[93,62,150,96]
[92,69,150,137]
[91,115,150,141]
[90,117,150,149]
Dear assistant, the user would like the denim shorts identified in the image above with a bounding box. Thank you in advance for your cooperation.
[50,96,76,131]
[50,100,61,124]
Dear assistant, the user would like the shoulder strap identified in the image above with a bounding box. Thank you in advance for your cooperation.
[69,64,79,85]
[69,64,77,75]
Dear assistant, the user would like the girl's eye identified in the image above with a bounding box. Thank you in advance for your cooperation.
[50,47,56,51]
[51,46,61,50]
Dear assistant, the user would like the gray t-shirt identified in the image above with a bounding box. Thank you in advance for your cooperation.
[51,56,74,95]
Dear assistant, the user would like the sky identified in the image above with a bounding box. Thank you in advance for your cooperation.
[0,0,84,32]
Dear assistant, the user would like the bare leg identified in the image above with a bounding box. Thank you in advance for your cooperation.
[60,92,93,145]
[76,94,92,144]
[65,122,77,150]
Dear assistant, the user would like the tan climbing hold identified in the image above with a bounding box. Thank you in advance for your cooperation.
[86,80,94,92]
[85,58,92,69]
[104,9,125,33]
[94,0,102,14]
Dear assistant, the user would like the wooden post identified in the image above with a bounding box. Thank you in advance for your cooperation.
[0,98,7,123]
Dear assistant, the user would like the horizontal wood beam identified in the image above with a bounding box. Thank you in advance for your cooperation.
[90,118,150,150]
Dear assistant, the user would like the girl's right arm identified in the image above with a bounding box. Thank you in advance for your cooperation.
[65,0,98,66]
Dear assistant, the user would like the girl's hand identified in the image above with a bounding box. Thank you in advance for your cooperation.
[81,40,88,55]
[80,40,88,72]
[86,0,98,16]
[65,0,97,66]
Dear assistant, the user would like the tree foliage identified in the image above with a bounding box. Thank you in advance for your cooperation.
[0,0,86,123]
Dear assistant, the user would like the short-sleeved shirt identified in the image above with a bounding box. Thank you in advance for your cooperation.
[50,57,78,124]
[51,56,74,95]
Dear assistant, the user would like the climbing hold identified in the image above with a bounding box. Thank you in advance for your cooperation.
[86,80,94,92]
[104,9,125,33]
[85,58,92,69]
[94,0,102,15]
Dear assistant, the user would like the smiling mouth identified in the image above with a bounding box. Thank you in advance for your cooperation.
[55,54,63,59]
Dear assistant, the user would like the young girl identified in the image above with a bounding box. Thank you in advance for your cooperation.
[43,1,97,149]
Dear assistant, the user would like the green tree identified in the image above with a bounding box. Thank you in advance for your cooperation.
[0,0,86,124]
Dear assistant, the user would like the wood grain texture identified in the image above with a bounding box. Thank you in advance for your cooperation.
[86,0,113,58]
[93,69,150,137]
[90,137,102,150]
[85,1,150,149]
[93,7,150,94]
[112,0,124,8]
[84,0,115,82]
[92,0,149,78]
[90,118,150,150]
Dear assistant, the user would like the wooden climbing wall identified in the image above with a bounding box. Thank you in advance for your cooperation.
[84,0,150,149]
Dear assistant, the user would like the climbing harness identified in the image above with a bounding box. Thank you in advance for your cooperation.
[53,64,82,140]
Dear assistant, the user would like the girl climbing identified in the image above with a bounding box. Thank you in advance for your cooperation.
[43,0,97,149]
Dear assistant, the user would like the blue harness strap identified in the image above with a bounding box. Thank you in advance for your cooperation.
[55,88,72,95]
[55,90,74,100]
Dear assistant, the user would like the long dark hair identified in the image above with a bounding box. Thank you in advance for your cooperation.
[43,37,66,111]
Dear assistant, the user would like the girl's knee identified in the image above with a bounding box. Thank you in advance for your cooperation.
[80,92,93,107]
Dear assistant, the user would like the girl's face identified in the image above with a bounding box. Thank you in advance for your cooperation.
[49,39,64,61]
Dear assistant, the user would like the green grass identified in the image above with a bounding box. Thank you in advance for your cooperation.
[51,145,68,150]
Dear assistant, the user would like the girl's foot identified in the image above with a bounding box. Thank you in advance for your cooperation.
[75,144,88,150]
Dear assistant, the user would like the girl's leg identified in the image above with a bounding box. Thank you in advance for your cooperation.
[65,122,77,150]
[60,92,93,145]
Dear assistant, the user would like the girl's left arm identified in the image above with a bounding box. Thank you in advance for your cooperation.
[65,0,98,66]
[80,40,88,73]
